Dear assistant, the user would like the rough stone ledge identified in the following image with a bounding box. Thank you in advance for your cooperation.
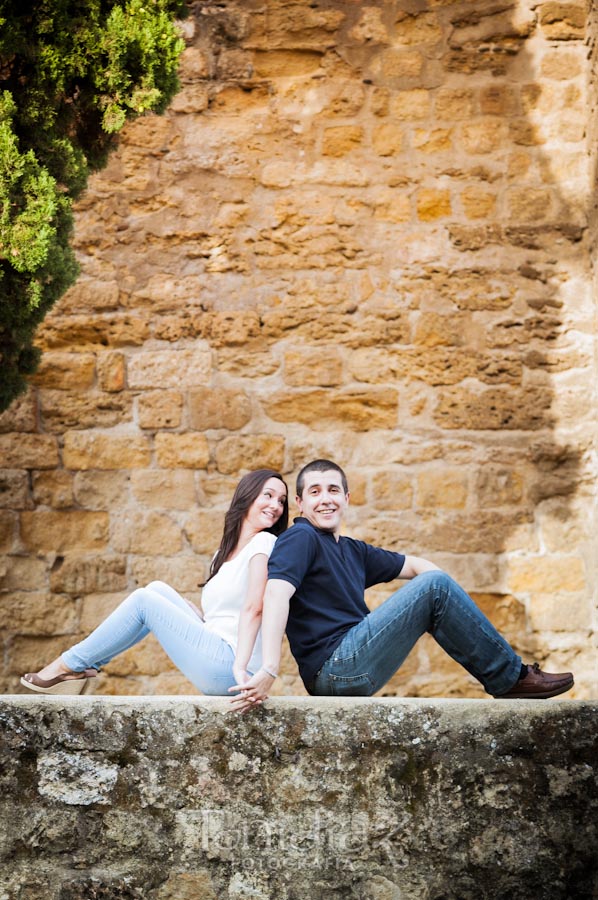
[1,696,597,900]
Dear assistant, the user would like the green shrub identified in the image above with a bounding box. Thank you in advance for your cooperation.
[0,0,186,411]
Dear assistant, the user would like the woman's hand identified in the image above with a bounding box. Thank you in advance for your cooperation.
[228,668,275,713]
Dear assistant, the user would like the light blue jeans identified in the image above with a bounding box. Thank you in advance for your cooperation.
[309,571,521,698]
[62,581,237,695]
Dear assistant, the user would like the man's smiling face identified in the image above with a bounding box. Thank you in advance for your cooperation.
[296,469,349,538]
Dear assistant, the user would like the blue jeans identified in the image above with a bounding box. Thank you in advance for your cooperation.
[309,572,521,697]
[62,581,237,695]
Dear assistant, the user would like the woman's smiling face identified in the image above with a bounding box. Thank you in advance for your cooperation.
[245,477,288,532]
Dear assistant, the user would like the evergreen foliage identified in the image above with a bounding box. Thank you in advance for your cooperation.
[0,0,186,411]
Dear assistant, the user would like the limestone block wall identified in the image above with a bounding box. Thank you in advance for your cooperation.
[0,1,596,697]
[1,697,597,900]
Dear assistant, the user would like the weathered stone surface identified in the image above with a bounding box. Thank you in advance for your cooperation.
[0,592,78,635]
[188,387,252,431]
[29,352,96,390]
[265,390,398,431]
[32,470,74,509]
[20,511,110,552]
[111,511,183,555]
[214,435,285,475]
[0,698,596,900]
[0,434,59,469]
[0,470,32,509]
[127,348,212,389]
[131,470,197,509]
[137,391,183,429]
[63,431,152,470]
[155,433,210,469]
[49,554,127,595]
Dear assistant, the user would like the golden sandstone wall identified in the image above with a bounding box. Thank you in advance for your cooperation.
[1,0,596,698]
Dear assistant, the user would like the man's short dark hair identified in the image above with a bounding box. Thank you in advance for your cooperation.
[296,459,349,498]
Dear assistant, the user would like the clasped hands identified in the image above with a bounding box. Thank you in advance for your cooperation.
[229,665,275,713]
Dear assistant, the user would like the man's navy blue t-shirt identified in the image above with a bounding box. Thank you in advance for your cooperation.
[267,517,405,685]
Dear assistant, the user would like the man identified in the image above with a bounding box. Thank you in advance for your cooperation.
[231,459,574,708]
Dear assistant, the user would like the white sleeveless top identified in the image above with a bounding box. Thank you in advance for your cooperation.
[201,531,276,673]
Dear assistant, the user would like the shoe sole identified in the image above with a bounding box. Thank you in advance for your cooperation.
[497,678,574,700]
[20,676,91,696]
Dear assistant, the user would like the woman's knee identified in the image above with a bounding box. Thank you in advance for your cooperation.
[146,580,172,598]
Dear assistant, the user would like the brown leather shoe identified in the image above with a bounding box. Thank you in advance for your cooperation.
[496,662,574,699]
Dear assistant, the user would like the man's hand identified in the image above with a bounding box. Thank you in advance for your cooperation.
[229,668,275,713]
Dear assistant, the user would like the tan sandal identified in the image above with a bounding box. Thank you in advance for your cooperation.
[20,668,98,695]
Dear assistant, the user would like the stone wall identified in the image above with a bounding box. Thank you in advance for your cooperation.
[1,697,597,900]
[0,1,596,697]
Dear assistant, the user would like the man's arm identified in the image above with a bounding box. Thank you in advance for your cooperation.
[399,555,441,580]
[229,578,295,712]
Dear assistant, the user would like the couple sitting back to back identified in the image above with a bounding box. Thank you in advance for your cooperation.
[22,460,574,706]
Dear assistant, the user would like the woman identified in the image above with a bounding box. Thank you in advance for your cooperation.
[21,469,288,703]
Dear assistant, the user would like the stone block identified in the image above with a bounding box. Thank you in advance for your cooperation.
[528,592,590,632]
[111,511,183,555]
[540,49,583,79]
[283,349,343,387]
[479,84,519,116]
[57,279,120,313]
[20,511,109,552]
[73,472,131,510]
[539,3,586,40]
[79,592,122,634]
[349,7,390,44]
[434,386,551,430]
[188,388,252,431]
[372,123,403,156]
[39,390,132,433]
[412,128,452,153]
[4,634,76,673]
[369,48,423,81]
[475,467,524,507]
[416,189,451,221]
[434,88,476,120]
[137,391,183,430]
[417,470,468,510]
[204,312,262,348]
[127,348,212,390]
[371,472,413,510]
[0,390,37,433]
[322,126,363,157]
[461,187,496,220]
[129,556,207,595]
[170,84,210,114]
[179,47,210,80]
[63,431,151,470]
[49,554,127,595]
[0,510,17,552]
[508,188,553,222]
[29,353,96,390]
[0,592,78,635]
[0,470,32,509]
[37,313,151,350]
[0,434,59,469]
[394,10,442,44]
[374,191,411,223]
[507,557,586,595]
[97,352,125,393]
[214,435,285,475]
[265,390,398,431]
[184,510,227,556]
[131,470,197,510]
[389,89,430,119]
[32,465,74,512]
[216,349,278,378]
[252,50,323,78]
[0,555,47,591]
[461,119,508,154]
[155,434,210,469]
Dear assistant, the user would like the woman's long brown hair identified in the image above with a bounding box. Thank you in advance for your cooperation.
[205,469,289,583]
